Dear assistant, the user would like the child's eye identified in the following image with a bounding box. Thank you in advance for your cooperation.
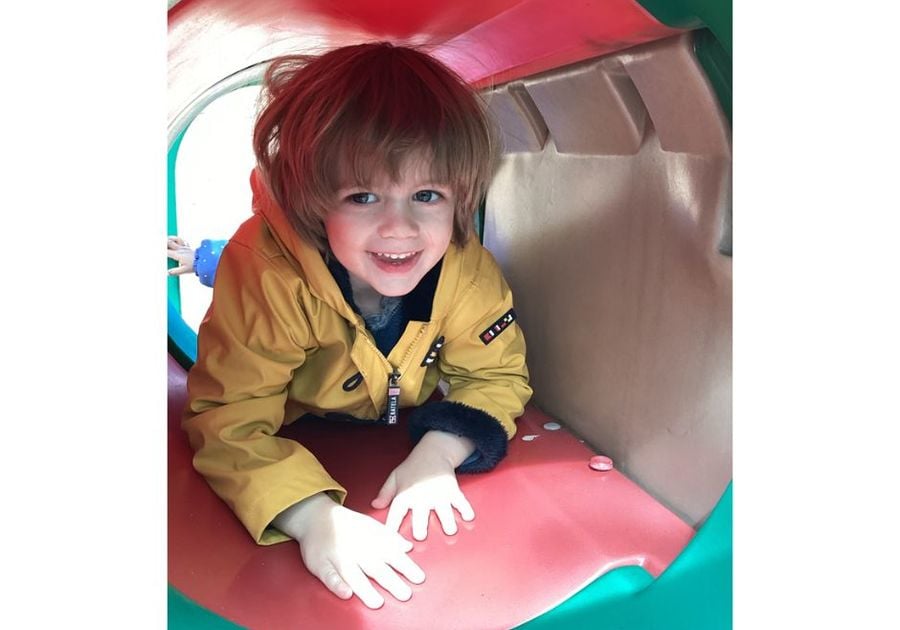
[413,190,443,203]
[348,192,377,204]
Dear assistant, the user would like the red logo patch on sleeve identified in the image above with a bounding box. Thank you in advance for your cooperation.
[479,308,516,345]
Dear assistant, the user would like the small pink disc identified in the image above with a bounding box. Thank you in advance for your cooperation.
[589,455,614,471]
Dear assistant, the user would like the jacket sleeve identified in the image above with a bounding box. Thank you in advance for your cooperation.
[408,248,532,472]
[182,239,346,545]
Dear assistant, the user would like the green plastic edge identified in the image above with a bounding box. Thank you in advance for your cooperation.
[516,482,733,630]
[167,127,199,370]
[635,0,732,124]
[694,27,732,125]
[167,130,186,312]
[634,0,731,54]
[692,27,732,256]
[475,197,486,243]
[168,585,244,630]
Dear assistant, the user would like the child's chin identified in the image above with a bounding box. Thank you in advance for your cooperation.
[376,284,416,298]
[373,275,423,297]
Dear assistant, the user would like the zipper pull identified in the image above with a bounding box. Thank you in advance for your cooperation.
[384,368,401,425]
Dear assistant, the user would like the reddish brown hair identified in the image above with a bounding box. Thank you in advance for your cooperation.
[253,42,499,251]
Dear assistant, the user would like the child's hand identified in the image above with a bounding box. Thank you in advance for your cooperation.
[372,430,476,541]
[167,236,195,276]
[274,493,425,609]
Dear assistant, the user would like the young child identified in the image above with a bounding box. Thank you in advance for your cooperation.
[182,42,532,610]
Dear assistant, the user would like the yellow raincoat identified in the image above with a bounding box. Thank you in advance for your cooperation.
[183,170,531,544]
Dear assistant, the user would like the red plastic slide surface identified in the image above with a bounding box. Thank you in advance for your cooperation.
[169,356,693,629]
[168,0,682,120]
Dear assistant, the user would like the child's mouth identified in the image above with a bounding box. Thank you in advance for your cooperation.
[368,250,422,273]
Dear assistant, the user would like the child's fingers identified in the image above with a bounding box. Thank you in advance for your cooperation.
[371,474,397,510]
[453,492,475,522]
[435,503,458,536]
[411,507,430,541]
[388,528,414,553]
[385,499,408,532]
[360,559,413,602]
[309,560,353,600]
[386,550,425,585]
[168,265,191,276]
[338,562,385,609]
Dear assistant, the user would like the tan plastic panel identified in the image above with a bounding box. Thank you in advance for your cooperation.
[523,57,647,155]
[484,83,549,153]
[484,34,731,525]
[619,34,731,156]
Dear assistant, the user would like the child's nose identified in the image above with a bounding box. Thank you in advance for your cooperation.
[378,201,419,239]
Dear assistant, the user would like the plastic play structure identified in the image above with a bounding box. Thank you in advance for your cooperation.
[168,1,732,628]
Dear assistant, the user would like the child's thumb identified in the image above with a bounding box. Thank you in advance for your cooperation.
[371,475,397,509]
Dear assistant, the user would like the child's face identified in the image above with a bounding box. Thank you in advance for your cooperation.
[325,156,455,299]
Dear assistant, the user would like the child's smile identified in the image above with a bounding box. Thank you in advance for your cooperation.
[368,250,422,272]
[325,157,454,303]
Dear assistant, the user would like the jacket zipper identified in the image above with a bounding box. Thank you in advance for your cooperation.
[380,324,427,425]
[384,367,401,425]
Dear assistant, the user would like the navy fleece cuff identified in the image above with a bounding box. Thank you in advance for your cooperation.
[408,401,509,473]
